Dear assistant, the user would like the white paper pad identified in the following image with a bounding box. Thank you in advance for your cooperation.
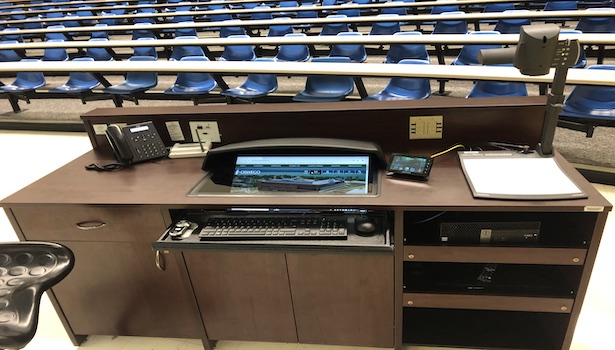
[458,151,587,200]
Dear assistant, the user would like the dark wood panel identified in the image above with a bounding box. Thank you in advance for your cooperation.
[183,251,297,342]
[405,246,587,265]
[287,252,395,347]
[13,206,165,242]
[81,98,547,154]
[404,293,574,313]
[51,241,202,339]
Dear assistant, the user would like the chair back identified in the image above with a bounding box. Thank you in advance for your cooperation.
[275,33,311,62]
[329,32,367,63]
[293,56,354,102]
[133,37,158,59]
[370,14,402,35]
[0,40,23,62]
[453,31,502,65]
[0,242,74,350]
[493,10,531,34]
[11,59,46,90]
[467,80,528,98]
[220,35,256,61]
[433,11,468,34]
[87,38,114,61]
[385,32,429,64]
[42,39,69,61]
[125,56,158,88]
[575,8,615,33]
[268,17,294,37]
[320,15,350,36]
[561,65,615,118]
[220,20,247,38]
[381,1,408,16]
[170,36,205,60]
[166,56,217,93]
[52,57,101,92]
[366,59,431,101]
[544,1,577,11]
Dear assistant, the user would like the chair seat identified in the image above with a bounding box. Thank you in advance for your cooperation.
[222,86,275,98]
[0,242,74,349]
[49,83,99,93]
[0,82,45,92]
[103,82,156,94]
[293,90,353,102]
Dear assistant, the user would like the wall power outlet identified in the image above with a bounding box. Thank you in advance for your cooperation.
[189,121,221,143]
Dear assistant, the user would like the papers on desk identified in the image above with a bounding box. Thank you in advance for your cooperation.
[458,151,587,200]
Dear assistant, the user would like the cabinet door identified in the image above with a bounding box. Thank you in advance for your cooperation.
[286,252,394,347]
[183,251,297,343]
[52,241,202,339]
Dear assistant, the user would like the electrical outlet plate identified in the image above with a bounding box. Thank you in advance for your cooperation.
[409,116,443,140]
[189,121,221,143]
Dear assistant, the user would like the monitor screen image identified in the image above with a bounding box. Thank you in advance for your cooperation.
[230,155,370,195]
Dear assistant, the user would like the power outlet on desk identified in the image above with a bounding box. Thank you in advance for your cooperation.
[409,116,443,140]
[189,121,221,143]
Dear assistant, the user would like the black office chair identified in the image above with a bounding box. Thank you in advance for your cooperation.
[0,242,74,349]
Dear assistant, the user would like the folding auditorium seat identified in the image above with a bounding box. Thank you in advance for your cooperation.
[369,14,402,35]
[294,4,318,33]
[365,59,431,101]
[558,65,615,137]
[102,56,158,106]
[274,33,311,62]
[329,32,367,63]
[268,17,294,37]
[319,14,351,36]
[49,57,102,104]
[41,39,69,61]
[0,58,46,112]
[466,80,528,98]
[221,58,279,102]
[293,56,355,102]
[219,35,256,61]
[493,10,531,34]
[169,36,206,61]
[165,56,218,105]
[384,31,429,64]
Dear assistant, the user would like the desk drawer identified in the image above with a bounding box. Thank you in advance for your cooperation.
[12,206,166,242]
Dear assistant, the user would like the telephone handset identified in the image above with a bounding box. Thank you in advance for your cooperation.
[105,121,169,165]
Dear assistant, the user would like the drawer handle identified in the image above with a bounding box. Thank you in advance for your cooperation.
[75,221,107,230]
[155,250,167,271]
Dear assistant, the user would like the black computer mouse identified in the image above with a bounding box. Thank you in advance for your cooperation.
[355,216,377,236]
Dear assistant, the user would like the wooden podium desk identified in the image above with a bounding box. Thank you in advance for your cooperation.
[1,98,611,350]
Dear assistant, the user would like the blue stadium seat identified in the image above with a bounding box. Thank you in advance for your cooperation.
[276,1,299,17]
[87,38,115,61]
[268,17,294,37]
[274,33,311,62]
[467,80,528,98]
[165,56,218,105]
[365,59,431,101]
[169,36,206,61]
[381,1,408,16]
[1,28,24,42]
[45,25,70,41]
[329,32,367,63]
[132,23,157,40]
[41,39,69,61]
[219,35,256,61]
[493,10,531,34]
[560,64,615,137]
[102,56,158,106]
[219,20,246,38]
[452,31,502,66]
[294,4,318,32]
[319,15,350,36]
[384,32,429,64]
[478,2,515,29]
[91,24,110,40]
[293,56,355,102]
[251,5,273,20]
[369,14,402,35]
[221,58,278,100]
[133,37,158,59]
[575,8,615,33]
[432,11,468,34]
[0,59,46,93]
[0,40,23,62]
[0,58,46,111]
[49,57,101,103]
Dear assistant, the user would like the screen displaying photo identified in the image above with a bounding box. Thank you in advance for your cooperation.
[231,155,370,195]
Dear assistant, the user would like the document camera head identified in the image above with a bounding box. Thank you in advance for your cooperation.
[478,24,574,76]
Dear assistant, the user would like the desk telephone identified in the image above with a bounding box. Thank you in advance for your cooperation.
[106,121,169,165]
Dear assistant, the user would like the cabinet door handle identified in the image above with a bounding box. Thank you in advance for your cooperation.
[75,221,107,230]
[155,250,167,271]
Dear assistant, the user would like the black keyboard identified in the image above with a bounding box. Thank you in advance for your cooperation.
[198,214,348,240]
